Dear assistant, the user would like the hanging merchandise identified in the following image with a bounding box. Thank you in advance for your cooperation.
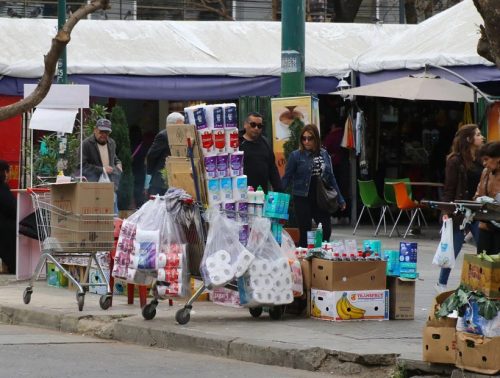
[340,114,355,149]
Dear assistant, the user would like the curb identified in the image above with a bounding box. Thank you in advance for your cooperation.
[0,304,450,376]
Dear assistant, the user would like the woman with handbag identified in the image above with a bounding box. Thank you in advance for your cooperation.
[282,124,346,247]
[435,124,484,293]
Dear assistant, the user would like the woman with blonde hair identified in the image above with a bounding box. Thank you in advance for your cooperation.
[282,124,346,247]
[436,124,484,292]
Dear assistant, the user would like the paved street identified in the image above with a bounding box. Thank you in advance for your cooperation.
[0,324,335,378]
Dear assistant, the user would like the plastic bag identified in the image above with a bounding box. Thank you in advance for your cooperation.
[280,230,303,297]
[238,218,294,307]
[98,171,111,183]
[200,207,254,288]
[432,218,455,269]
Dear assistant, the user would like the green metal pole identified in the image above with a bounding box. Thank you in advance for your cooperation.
[57,0,67,84]
[280,0,305,97]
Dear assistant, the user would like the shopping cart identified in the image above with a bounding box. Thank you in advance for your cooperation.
[422,199,500,224]
[22,187,115,311]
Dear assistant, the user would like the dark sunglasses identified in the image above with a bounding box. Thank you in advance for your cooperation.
[249,121,264,129]
[301,136,314,142]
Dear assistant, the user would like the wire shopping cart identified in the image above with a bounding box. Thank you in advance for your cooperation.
[22,187,115,311]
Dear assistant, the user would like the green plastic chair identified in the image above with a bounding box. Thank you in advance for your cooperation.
[354,180,395,236]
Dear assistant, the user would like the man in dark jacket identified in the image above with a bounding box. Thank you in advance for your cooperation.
[81,118,122,213]
[145,112,185,196]
[238,112,282,193]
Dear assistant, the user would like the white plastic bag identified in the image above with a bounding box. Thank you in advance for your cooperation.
[432,218,455,269]
[99,171,111,183]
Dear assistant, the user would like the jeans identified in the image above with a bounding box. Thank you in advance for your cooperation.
[438,221,479,285]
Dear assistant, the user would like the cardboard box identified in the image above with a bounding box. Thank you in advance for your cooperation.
[460,254,500,298]
[456,332,500,375]
[311,289,389,321]
[311,259,386,291]
[300,258,312,290]
[50,182,114,251]
[167,123,202,158]
[422,325,457,364]
[166,157,207,203]
[426,292,458,328]
[387,276,415,320]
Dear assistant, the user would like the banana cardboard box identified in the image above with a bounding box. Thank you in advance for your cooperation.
[460,254,500,298]
[311,288,389,321]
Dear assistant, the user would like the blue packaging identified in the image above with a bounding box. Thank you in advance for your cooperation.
[363,240,382,255]
[399,242,418,263]
[193,107,208,130]
[213,107,224,129]
[382,250,400,276]
[224,106,238,129]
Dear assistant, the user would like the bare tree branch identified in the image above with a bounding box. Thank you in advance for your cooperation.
[0,0,110,122]
[188,0,233,21]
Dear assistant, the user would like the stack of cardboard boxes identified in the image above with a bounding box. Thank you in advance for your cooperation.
[423,254,500,375]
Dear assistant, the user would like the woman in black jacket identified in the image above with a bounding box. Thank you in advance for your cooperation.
[436,124,484,292]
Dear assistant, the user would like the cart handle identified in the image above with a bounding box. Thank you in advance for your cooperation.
[27,187,50,194]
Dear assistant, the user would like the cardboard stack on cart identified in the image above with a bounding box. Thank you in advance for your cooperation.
[423,254,500,375]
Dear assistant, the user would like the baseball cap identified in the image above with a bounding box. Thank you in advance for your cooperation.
[96,118,112,132]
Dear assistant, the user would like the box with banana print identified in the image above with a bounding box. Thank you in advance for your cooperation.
[311,289,389,321]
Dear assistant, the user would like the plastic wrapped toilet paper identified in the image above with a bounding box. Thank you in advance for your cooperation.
[199,129,214,155]
[157,267,182,282]
[220,177,233,201]
[224,104,238,129]
[213,129,226,153]
[131,229,160,270]
[225,128,239,153]
[249,259,272,276]
[208,265,235,286]
[234,249,254,277]
[204,155,217,179]
[193,106,209,130]
[272,258,290,276]
[232,175,247,201]
[229,152,244,176]
[207,178,221,205]
[216,153,229,178]
[213,106,224,129]
[204,104,216,129]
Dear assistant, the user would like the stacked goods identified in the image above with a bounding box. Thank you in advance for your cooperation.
[310,239,389,321]
[424,253,500,374]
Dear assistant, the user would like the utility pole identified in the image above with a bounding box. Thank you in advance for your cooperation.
[280,0,305,97]
[57,0,67,84]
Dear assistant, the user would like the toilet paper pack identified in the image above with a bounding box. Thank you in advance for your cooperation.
[224,105,238,129]
[225,128,239,153]
[232,175,247,201]
[230,152,244,176]
[213,129,226,153]
[213,106,225,129]
[207,178,221,205]
[220,177,233,201]
[216,153,229,178]
[199,129,214,155]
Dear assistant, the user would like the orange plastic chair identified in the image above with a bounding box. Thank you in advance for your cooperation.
[389,182,428,238]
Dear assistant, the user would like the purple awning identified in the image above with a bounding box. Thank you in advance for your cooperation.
[0,75,339,100]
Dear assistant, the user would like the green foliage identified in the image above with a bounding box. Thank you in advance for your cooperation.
[111,106,134,210]
[436,285,500,320]
[283,117,305,162]
[33,134,59,177]
[84,104,109,137]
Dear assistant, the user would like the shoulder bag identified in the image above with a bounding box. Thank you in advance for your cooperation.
[316,176,339,214]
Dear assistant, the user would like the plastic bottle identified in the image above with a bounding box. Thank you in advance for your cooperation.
[356,251,365,261]
[247,186,256,215]
[340,252,349,261]
[331,252,340,261]
[254,185,265,217]
[314,223,323,248]
[372,252,381,261]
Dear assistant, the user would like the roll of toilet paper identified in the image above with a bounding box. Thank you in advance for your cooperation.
[249,259,271,276]
[214,249,231,264]
[234,249,255,278]
[205,255,218,270]
[276,291,293,305]
[208,265,234,286]
[274,276,292,290]
[273,258,290,276]
[252,290,263,303]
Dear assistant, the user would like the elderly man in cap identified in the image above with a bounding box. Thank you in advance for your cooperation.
[81,118,122,214]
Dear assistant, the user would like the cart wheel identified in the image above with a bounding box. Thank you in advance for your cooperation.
[23,288,32,304]
[142,300,158,321]
[175,307,191,325]
[99,295,112,310]
[249,307,263,318]
[76,293,85,311]
[269,305,284,320]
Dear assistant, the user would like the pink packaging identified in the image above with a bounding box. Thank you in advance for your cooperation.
[216,153,229,178]
[230,152,244,176]
[199,129,214,155]
[213,129,226,153]
[225,128,239,153]
[204,155,218,179]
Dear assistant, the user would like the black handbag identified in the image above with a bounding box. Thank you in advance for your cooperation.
[316,176,339,213]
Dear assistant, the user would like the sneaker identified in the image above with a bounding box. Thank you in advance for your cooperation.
[434,283,447,294]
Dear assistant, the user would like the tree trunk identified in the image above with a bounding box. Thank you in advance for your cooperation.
[332,0,362,22]
[405,0,418,24]
[473,0,500,68]
[0,0,109,122]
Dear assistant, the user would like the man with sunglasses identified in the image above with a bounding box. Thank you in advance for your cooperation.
[239,112,282,193]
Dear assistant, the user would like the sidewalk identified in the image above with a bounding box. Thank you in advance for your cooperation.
[0,224,471,377]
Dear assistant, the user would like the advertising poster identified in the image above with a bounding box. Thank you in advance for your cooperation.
[0,96,22,189]
[271,96,320,176]
[487,101,500,141]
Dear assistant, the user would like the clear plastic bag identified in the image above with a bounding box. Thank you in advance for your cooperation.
[200,207,254,288]
[239,218,294,307]
[280,229,303,297]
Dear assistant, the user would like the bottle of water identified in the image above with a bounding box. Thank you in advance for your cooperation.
[254,185,265,217]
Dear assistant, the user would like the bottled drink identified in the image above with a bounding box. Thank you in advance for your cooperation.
[356,251,365,261]
[315,223,323,248]
[254,185,265,217]
[340,252,349,261]
[247,186,256,215]
[372,252,381,261]
[332,252,340,261]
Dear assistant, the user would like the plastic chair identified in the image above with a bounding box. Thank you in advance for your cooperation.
[353,180,395,236]
[389,182,428,238]
[384,177,412,205]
